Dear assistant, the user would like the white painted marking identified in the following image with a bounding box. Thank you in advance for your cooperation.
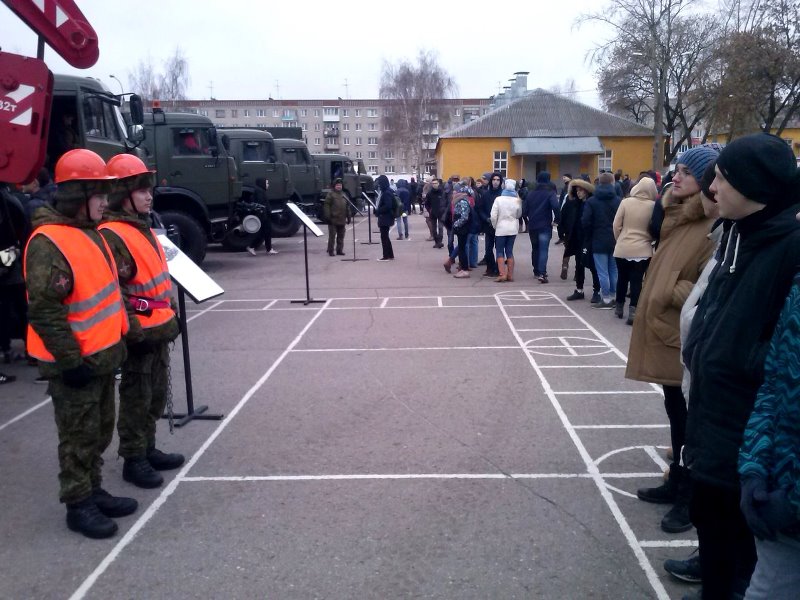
[186,299,224,323]
[261,300,278,311]
[69,300,332,600]
[292,346,520,353]
[517,328,590,332]
[552,390,662,395]
[593,445,670,468]
[573,424,670,429]
[494,292,670,599]
[182,473,593,482]
[380,298,389,308]
[6,83,34,103]
[9,107,32,126]
[538,365,625,369]
[0,397,51,432]
[437,296,443,307]
[639,540,698,548]
[645,446,671,471]
[510,314,575,318]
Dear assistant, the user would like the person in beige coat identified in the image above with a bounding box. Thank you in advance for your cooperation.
[625,145,719,534]
[612,177,657,323]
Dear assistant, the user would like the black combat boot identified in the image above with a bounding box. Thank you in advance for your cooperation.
[637,464,683,504]
[661,470,693,533]
[66,497,118,539]
[123,456,164,489]
[91,487,138,518]
[147,447,185,471]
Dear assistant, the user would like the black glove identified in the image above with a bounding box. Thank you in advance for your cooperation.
[740,477,774,540]
[760,489,798,534]
[128,339,154,356]
[62,363,94,388]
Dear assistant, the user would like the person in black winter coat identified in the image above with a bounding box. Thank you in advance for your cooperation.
[581,172,621,307]
[374,175,395,260]
[564,180,601,302]
[522,172,560,283]
[682,133,800,598]
[424,179,446,248]
[475,172,503,277]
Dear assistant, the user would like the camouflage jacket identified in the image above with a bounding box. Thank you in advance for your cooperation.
[99,210,179,345]
[25,204,126,377]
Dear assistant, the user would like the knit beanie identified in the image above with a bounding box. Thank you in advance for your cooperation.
[677,145,720,180]
[504,179,516,191]
[716,133,799,205]
[699,161,717,200]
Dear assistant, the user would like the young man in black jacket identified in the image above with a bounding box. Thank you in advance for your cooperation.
[682,133,800,598]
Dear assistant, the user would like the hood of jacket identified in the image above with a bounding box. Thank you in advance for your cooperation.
[31,202,96,230]
[593,183,617,203]
[376,175,390,192]
[629,177,658,202]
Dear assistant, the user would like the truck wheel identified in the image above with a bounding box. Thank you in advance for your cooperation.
[271,208,302,237]
[160,210,207,264]
[221,227,260,252]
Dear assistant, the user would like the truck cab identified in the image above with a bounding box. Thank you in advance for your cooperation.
[221,129,302,239]
[312,153,375,221]
[271,138,322,219]
[140,110,241,264]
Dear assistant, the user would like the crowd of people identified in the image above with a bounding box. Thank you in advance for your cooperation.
[3,134,800,599]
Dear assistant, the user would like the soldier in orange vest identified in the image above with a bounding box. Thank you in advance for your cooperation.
[100,155,183,489]
[24,149,135,539]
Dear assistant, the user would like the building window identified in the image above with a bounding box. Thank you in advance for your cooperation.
[343,137,350,145]
[384,150,394,159]
[256,109,266,117]
[384,123,391,131]
[367,151,377,159]
[493,150,508,177]
[454,108,461,117]
[401,165,407,173]
[368,137,378,145]
[355,109,361,117]
[231,109,238,118]
[355,151,362,159]
[200,110,208,116]
[342,109,349,117]
[368,165,378,175]
[272,110,278,118]
[385,165,395,174]
[314,138,321,146]
[599,149,613,172]
[323,107,339,116]
[343,151,350,157]
[314,123,320,131]
[342,123,349,131]
[368,123,377,131]
[314,109,320,117]
[355,137,362,145]
[215,109,226,118]
[366,108,378,117]
[301,123,308,131]
[355,123,362,131]
[300,109,307,117]
[243,109,250,117]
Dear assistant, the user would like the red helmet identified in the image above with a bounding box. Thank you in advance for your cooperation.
[55,149,115,183]
[105,154,154,179]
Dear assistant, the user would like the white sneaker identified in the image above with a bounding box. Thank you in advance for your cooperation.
[246,247,257,256]
[267,249,278,255]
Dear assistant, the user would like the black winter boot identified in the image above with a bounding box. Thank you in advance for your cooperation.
[661,468,693,533]
[147,447,185,471]
[123,456,164,489]
[637,464,683,504]
[91,487,138,518]
[614,302,624,319]
[66,497,118,539]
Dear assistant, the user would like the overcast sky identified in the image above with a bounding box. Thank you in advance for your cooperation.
[1,0,614,106]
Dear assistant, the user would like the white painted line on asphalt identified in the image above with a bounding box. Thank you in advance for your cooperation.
[517,328,590,332]
[539,365,625,369]
[261,300,278,311]
[437,296,443,307]
[380,298,389,308]
[494,291,671,600]
[573,424,670,429]
[292,346,520,352]
[0,397,51,433]
[645,445,671,471]
[68,299,333,600]
[186,304,498,313]
[639,540,698,548]
[185,299,225,323]
[510,314,576,318]
[182,473,593,482]
[552,390,662,395]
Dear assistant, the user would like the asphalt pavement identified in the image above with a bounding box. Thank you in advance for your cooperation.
[0,213,697,599]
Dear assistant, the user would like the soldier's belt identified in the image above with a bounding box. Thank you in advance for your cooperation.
[130,297,171,313]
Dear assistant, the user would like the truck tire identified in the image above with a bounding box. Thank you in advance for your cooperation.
[221,227,260,252]
[160,210,207,265]
[271,206,302,237]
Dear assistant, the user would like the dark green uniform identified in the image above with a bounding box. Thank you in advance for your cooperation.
[25,205,127,503]
[100,211,179,458]
[323,189,350,255]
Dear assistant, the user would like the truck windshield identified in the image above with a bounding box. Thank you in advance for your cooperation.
[242,141,269,162]
[82,95,123,142]
[173,128,213,156]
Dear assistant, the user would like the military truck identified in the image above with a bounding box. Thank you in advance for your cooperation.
[271,138,323,220]
[220,129,302,242]
[140,109,243,264]
[312,153,375,222]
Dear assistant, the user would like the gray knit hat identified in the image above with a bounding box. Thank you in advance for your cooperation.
[677,146,720,180]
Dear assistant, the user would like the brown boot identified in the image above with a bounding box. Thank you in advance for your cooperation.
[506,257,515,282]
[443,258,453,273]
[495,258,507,282]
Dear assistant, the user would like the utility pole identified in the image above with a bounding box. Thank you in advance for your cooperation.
[275,80,280,100]
[343,79,349,99]
[208,80,214,100]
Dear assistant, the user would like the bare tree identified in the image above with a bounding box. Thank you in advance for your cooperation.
[379,50,458,178]
[579,0,699,170]
[127,47,190,107]
[127,56,161,104]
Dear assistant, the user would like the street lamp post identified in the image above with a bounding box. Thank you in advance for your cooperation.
[109,74,124,95]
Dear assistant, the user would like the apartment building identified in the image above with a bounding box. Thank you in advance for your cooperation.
[167,97,492,177]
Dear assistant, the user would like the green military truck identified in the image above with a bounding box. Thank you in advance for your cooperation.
[139,109,243,264]
[220,129,302,243]
[312,153,375,222]
[271,138,323,221]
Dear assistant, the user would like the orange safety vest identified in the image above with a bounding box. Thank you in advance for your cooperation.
[98,221,175,329]
[25,225,129,362]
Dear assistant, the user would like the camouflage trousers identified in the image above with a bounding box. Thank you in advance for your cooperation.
[117,341,170,458]
[50,373,116,504]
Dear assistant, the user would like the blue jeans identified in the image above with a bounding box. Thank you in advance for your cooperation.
[592,253,618,300]
[528,228,552,276]
[495,234,516,259]
[467,233,479,268]
[395,215,409,238]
